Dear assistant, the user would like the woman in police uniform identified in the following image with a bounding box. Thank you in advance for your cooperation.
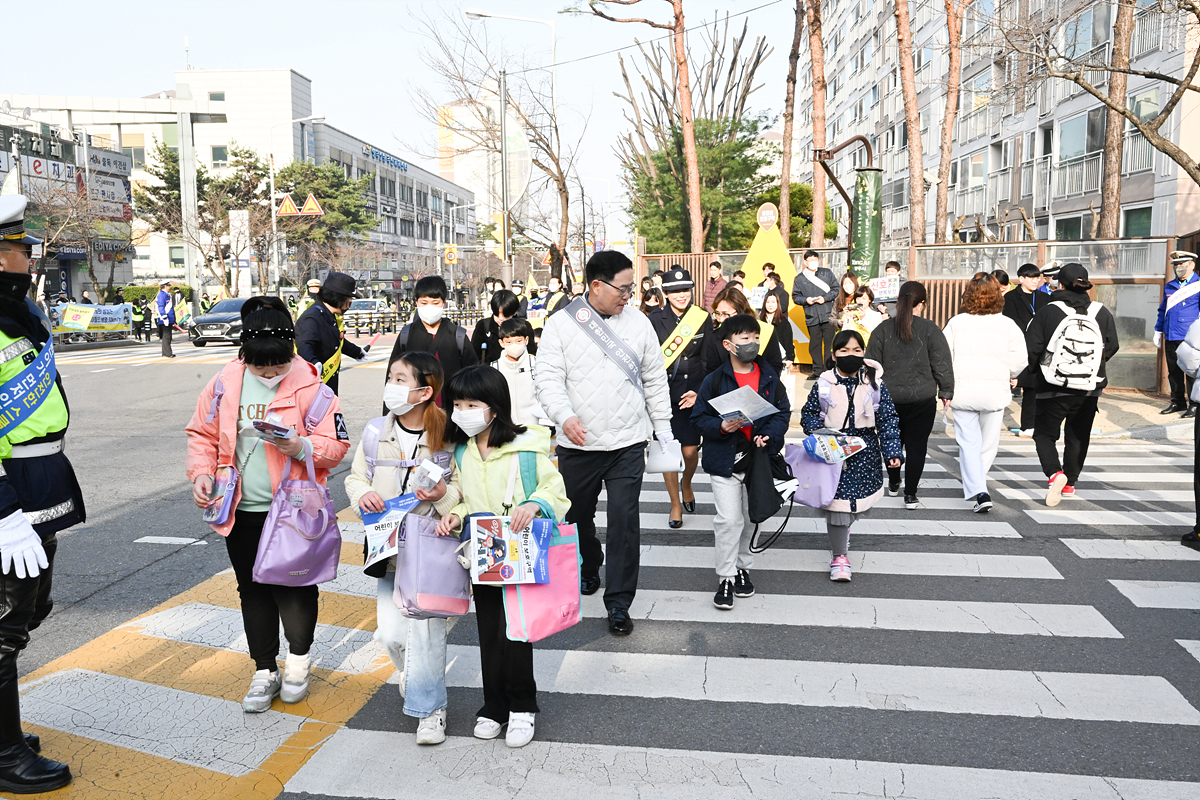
[648,268,712,528]
[0,195,84,794]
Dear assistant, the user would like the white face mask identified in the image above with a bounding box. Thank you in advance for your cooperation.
[453,407,492,437]
[417,305,444,325]
[503,342,526,360]
[383,384,423,416]
[253,368,290,389]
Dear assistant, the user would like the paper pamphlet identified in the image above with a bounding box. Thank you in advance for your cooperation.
[361,493,420,568]
[707,385,779,427]
[469,516,552,585]
[251,419,297,439]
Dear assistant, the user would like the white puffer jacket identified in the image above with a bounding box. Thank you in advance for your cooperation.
[942,312,1028,411]
[1177,318,1200,403]
[535,297,673,451]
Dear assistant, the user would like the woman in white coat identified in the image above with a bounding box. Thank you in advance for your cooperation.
[943,273,1028,512]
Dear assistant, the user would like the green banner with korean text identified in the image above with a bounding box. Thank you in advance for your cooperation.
[849,168,883,282]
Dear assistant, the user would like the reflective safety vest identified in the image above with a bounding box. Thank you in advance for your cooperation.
[0,330,69,460]
[296,295,317,320]
[320,314,345,384]
[131,305,145,324]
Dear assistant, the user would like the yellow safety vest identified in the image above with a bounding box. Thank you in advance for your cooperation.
[661,305,709,369]
[296,295,316,321]
[0,331,69,460]
[320,314,345,384]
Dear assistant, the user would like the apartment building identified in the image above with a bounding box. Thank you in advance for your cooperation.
[789,0,1197,249]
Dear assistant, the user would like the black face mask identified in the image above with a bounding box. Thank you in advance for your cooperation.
[0,271,32,303]
[835,354,864,375]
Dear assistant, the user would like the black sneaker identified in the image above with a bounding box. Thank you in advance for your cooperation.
[713,579,734,610]
[904,494,924,510]
[886,482,901,497]
[733,569,755,598]
[972,492,993,514]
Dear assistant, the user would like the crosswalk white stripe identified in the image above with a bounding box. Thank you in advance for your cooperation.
[992,457,1196,466]
[20,669,307,776]
[941,443,1193,455]
[996,471,1194,484]
[602,483,966,505]
[286,728,1200,800]
[1109,580,1200,609]
[638,545,1063,578]
[120,602,391,674]
[1060,539,1200,561]
[1000,487,1194,503]
[579,590,1119,637]
[1027,510,1195,526]
[616,514,1021,538]
[441,645,1195,723]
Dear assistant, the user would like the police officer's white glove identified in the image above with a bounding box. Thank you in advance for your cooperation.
[1153,331,1163,349]
[654,429,675,450]
[0,510,48,579]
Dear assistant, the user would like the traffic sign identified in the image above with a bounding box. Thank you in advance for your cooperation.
[299,194,325,216]
[541,249,553,266]
[444,244,458,265]
[277,195,300,217]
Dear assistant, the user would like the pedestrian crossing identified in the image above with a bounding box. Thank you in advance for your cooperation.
[15,435,1200,798]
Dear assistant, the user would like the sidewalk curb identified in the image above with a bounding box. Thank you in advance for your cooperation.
[1099,420,1194,443]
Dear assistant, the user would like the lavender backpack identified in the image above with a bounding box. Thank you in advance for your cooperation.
[783,442,843,509]
[393,513,471,619]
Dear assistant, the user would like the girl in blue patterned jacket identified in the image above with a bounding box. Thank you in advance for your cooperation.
[801,329,903,581]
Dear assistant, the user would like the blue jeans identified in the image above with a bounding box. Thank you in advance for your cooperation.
[374,576,448,718]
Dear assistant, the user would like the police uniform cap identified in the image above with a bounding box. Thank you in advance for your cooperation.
[1040,260,1064,277]
[306,278,321,289]
[660,268,695,294]
[512,279,525,288]
[1171,250,1197,265]
[0,195,42,246]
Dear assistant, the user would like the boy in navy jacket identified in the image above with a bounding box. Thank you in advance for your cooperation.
[691,314,791,610]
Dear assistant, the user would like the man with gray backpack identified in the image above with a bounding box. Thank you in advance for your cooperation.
[1024,263,1119,506]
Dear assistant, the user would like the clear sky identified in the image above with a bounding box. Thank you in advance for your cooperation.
[6,0,796,239]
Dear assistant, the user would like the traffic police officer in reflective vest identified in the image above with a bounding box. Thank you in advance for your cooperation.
[295,278,321,319]
[295,271,369,396]
[0,196,85,794]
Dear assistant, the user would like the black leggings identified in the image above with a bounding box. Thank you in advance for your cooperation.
[225,510,318,671]
[886,397,938,496]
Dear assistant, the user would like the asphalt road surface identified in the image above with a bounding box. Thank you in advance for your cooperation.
[12,335,1200,800]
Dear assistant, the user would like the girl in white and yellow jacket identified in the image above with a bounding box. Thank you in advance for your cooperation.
[344,351,461,746]
[942,273,1028,512]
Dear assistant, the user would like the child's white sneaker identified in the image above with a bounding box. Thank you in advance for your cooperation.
[474,716,503,740]
[506,712,536,748]
[280,652,311,704]
[416,708,447,745]
[242,669,281,713]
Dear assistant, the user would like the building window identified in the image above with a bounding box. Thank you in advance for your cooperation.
[169,246,185,269]
[208,92,225,102]
[1129,87,1159,124]
[1055,216,1083,240]
[1123,206,1152,237]
[380,216,397,234]
[1058,107,1105,161]
[122,147,146,168]
[211,145,228,168]
[400,218,415,237]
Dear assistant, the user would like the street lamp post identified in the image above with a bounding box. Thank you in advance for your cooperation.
[268,115,323,291]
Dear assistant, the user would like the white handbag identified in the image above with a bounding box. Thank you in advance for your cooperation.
[645,437,684,473]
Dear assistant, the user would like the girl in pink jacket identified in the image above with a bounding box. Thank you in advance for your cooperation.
[185,297,350,713]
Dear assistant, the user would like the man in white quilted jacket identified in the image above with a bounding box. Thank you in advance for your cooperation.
[1176,317,1200,551]
[536,251,673,636]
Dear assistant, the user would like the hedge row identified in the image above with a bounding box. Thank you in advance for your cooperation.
[112,285,193,304]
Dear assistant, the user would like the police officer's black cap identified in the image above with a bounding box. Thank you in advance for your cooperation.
[661,268,695,294]
[322,271,360,298]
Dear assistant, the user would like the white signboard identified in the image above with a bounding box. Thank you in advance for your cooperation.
[89,174,131,204]
[87,148,132,177]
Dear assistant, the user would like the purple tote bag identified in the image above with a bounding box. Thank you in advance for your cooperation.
[393,513,471,619]
[252,446,342,587]
[783,443,843,509]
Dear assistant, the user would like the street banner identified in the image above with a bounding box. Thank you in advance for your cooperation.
[848,168,883,283]
[51,303,132,334]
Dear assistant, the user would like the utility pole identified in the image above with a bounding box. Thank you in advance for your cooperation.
[498,70,512,288]
[177,112,201,314]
